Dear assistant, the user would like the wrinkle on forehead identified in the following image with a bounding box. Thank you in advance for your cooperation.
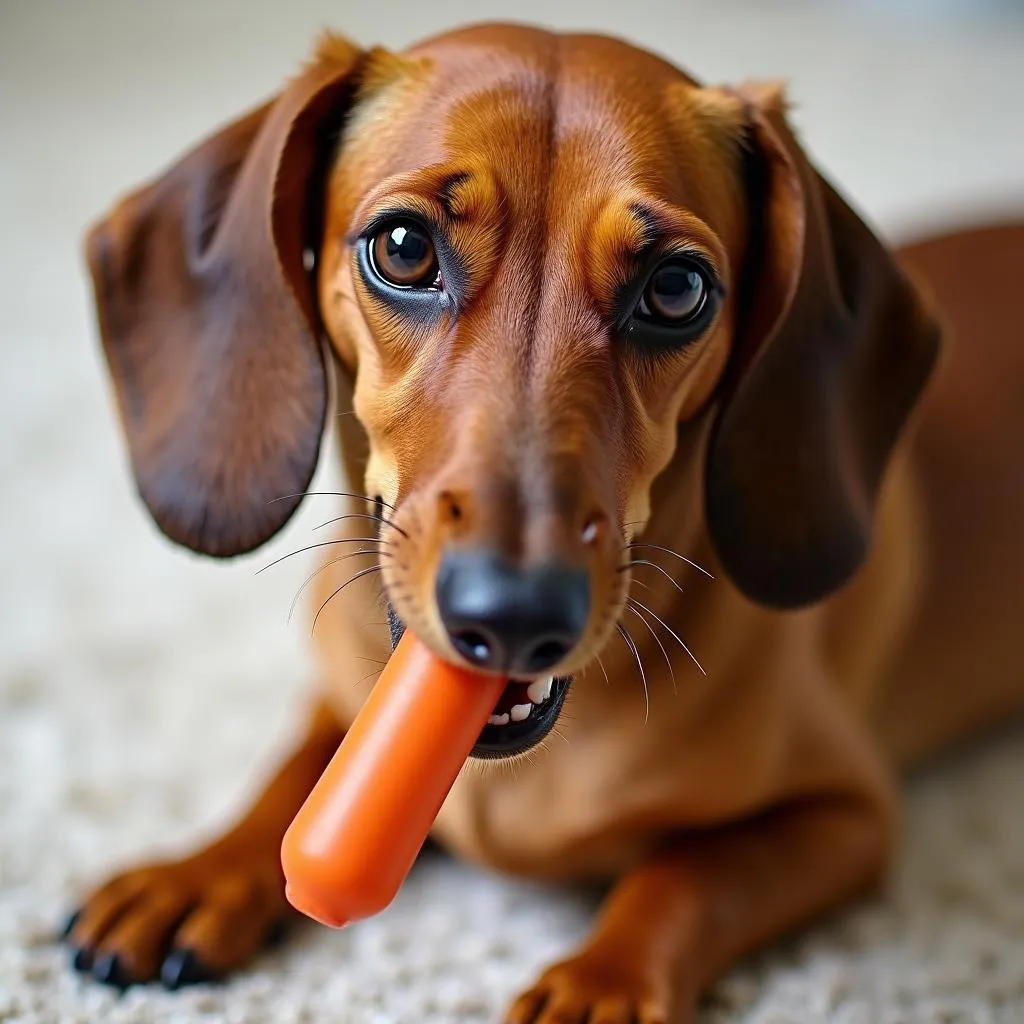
[341,30,731,211]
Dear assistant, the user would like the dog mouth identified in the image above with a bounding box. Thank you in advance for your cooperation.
[470,674,572,759]
[386,603,572,759]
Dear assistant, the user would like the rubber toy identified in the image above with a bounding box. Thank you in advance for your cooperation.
[281,630,506,927]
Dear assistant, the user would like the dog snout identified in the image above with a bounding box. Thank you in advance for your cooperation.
[435,551,590,674]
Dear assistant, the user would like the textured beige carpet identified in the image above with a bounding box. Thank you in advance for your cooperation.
[3,2,1024,1021]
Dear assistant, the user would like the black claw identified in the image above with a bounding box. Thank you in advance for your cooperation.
[161,949,215,990]
[59,909,82,940]
[71,945,94,973]
[92,952,132,990]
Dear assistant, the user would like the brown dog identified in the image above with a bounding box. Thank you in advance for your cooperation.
[67,23,1024,1023]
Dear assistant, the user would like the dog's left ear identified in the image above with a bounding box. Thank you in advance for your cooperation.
[704,83,941,609]
[85,38,365,557]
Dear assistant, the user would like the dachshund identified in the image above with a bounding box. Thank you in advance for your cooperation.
[66,22,1024,1024]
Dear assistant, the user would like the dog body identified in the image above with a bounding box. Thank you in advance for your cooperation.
[69,23,1024,1022]
[870,225,1024,765]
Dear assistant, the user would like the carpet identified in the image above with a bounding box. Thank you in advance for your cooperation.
[3,2,1024,1022]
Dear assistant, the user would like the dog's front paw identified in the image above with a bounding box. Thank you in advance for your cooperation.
[61,849,289,990]
[505,948,685,1024]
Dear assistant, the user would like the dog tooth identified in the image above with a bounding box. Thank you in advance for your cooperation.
[487,713,510,726]
[510,703,532,722]
[527,677,553,704]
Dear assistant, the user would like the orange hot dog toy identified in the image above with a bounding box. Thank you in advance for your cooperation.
[281,631,506,928]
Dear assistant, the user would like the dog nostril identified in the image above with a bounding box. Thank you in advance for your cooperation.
[436,551,588,675]
[439,490,463,523]
[451,630,493,667]
[523,638,571,674]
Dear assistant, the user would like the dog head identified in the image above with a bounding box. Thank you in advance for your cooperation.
[87,25,939,726]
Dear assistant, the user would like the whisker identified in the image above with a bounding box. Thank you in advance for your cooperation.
[311,565,383,636]
[352,667,384,688]
[626,543,714,579]
[627,596,706,676]
[311,511,408,537]
[287,549,380,624]
[267,490,398,513]
[312,510,408,539]
[626,603,676,697]
[615,622,649,725]
[595,654,611,687]
[256,538,389,575]
[618,558,687,598]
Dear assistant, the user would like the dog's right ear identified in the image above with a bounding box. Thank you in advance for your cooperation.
[703,82,940,609]
[86,36,365,557]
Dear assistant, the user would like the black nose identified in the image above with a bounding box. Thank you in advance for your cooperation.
[436,551,590,674]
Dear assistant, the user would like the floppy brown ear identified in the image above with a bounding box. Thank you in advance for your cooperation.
[85,39,364,557]
[705,84,941,608]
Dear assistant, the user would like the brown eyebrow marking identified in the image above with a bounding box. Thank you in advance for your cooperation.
[626,201,682,266]
[438,171,473,221]
[624,199,725,280]
[628,201,661,246]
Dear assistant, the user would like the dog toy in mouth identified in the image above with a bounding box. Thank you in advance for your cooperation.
[385,604,572,760]
[280,631,507,928]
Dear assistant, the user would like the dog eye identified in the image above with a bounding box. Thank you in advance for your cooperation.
[636,259,709,325]
[369,221,439,288]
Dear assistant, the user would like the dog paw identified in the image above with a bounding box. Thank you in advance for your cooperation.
[504,950,684,1024]
[62,851,290,989]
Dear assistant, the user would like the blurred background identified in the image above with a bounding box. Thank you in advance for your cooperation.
[2,2,1023,1022]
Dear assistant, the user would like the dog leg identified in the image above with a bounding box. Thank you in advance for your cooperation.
[505,792,893,1024]
[63,702,343,989]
